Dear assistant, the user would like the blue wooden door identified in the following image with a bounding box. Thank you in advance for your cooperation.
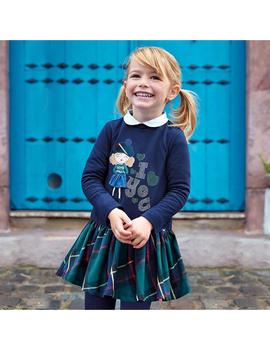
[9,40,246,212]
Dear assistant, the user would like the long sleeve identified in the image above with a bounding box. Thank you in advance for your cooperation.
[81,122,123,224]
[141,129,190,233]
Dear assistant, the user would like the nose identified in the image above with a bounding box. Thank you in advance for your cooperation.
[139,77,149,87]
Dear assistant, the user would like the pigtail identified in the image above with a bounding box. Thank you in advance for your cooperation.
[169,89,198,143]
[116,84,131,115]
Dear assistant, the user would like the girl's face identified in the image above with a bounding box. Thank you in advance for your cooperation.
[115,152,129,164]
[123,59,179,121]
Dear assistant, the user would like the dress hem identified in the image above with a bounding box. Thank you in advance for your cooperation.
[56,271,192,303]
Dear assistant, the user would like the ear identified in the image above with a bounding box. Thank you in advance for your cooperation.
[166,85,180,102]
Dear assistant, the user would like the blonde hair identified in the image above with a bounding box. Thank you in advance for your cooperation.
[116,46,198,142]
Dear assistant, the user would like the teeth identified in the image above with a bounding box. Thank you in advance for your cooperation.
[135,92,153,98]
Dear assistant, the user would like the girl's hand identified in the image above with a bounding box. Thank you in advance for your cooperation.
[123,217,153,249]
[108,208,133,245]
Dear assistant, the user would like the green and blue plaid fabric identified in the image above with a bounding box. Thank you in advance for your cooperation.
[56,219,191,302]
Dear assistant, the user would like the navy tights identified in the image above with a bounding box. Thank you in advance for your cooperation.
[84,291,151,310]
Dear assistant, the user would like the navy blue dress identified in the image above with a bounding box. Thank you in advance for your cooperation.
[56,115,191,302]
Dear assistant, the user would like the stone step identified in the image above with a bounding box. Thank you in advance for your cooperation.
[0,222,269,268]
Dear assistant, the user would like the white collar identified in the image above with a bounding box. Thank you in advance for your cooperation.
[123,110,168,127]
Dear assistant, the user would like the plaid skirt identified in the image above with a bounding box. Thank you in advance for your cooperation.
[56,218,191,302]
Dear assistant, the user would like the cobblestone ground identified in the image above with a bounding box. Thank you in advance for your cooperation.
[0,266,270,310]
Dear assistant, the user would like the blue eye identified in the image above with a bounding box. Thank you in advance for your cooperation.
[151,75,160,80]
[130,74,140,78]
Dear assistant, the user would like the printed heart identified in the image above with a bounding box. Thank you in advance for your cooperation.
[132,197,139,204]
[147,171,159,186]
[130,168,137,175]
[136,153,145,161]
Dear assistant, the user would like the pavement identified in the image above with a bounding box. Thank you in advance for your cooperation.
[0,265,270,310]
[0,218,270,310]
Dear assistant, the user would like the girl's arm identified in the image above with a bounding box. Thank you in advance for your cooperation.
[141,129,190,233]
[81,121,123,224]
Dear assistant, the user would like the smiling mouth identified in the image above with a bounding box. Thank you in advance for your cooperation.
[134,92,154,98]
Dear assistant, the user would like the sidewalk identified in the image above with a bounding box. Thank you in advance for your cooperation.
[1,219,270,268]
[0,219,270,310]
[0,265,270,310]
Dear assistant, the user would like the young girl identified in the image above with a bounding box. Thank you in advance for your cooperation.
[56,46,198,310]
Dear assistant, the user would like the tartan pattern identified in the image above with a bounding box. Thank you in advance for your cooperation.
[56,219,191,302]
